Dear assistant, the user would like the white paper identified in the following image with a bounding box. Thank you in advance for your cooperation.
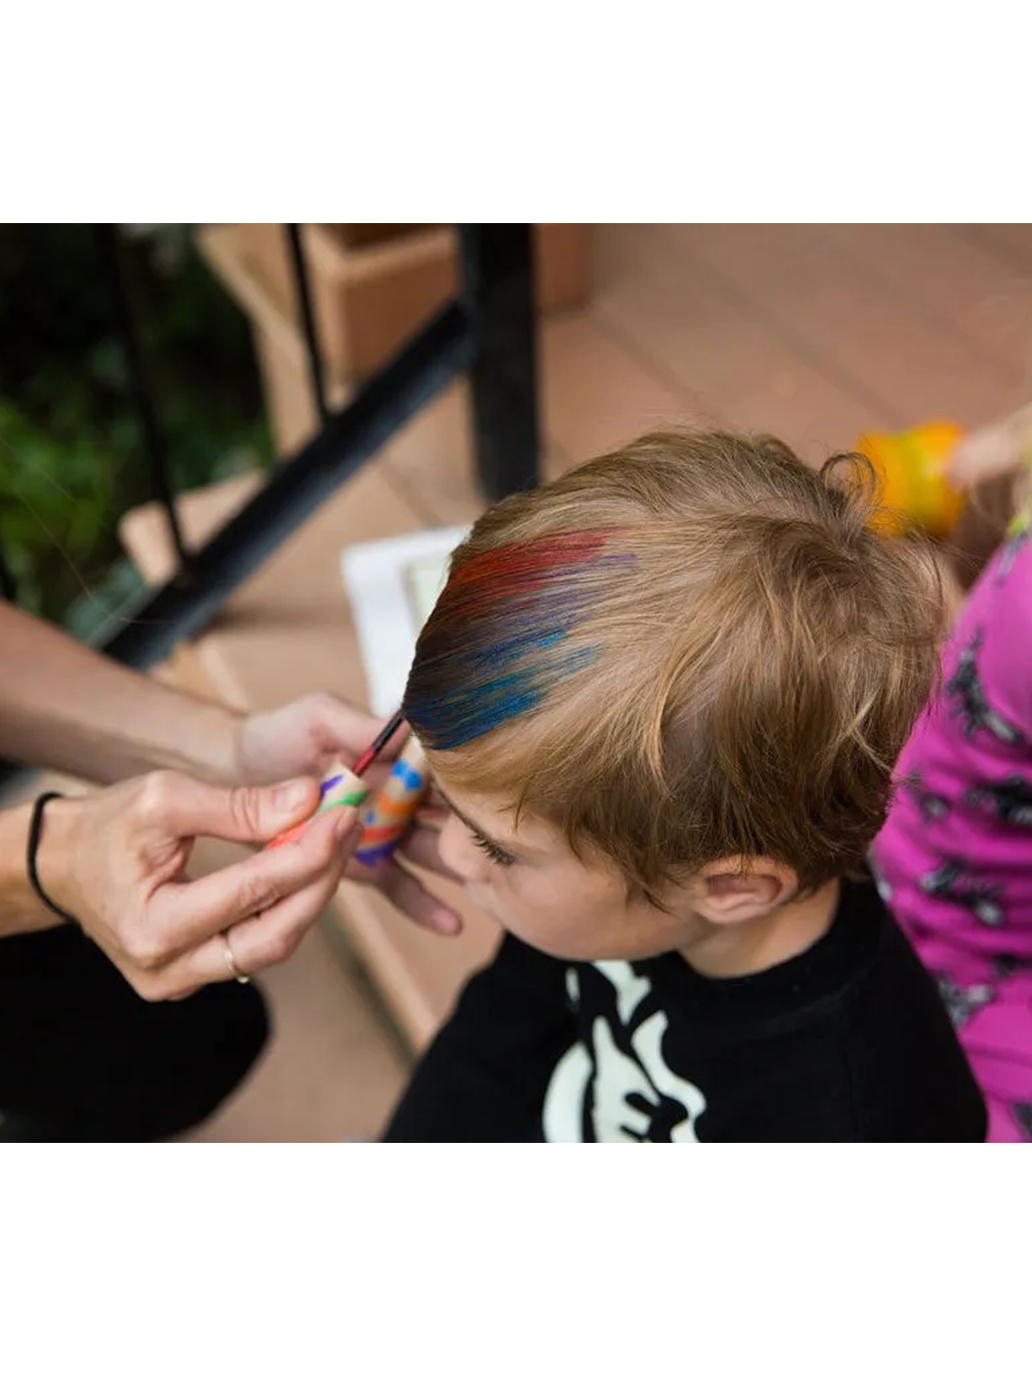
[341,526,469,715]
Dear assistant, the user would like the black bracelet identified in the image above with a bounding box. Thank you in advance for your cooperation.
[27,792,79,926]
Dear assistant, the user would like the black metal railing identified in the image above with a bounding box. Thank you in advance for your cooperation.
[0,223,541,791]
[100,224,194,577]
[0,223,540,672]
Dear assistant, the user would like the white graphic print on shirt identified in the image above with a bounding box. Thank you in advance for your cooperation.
[542,960,707,1142]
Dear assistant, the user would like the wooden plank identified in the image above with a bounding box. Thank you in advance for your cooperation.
[379,309,690,529]
[541,312,689,464]
[661,223,1020,430]
[594,225,882,461]
[964,224,1032,266]
[821,224,1032,389]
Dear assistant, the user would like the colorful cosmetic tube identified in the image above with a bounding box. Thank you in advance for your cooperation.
[266,762,368,849]
[354,735,429,866]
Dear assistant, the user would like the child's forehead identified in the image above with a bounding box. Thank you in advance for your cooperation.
[431,769,555,847]
[431,771,518,832]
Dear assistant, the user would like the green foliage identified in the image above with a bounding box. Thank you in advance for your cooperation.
[0,225,271,628]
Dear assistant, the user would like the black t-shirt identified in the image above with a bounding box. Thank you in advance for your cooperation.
[384,878,987,1141]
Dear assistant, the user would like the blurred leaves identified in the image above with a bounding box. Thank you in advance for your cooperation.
[0,224,271,628]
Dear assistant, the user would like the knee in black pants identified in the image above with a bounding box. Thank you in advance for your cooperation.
[0,925,271,1141]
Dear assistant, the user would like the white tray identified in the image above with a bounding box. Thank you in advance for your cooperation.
[340,526,469,716]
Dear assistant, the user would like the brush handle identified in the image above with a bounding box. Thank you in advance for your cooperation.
[354,736,429,866]
[265,762,368,849]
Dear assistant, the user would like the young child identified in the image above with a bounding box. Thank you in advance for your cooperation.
[872,406,1032,1143]
[384,431,986,1142]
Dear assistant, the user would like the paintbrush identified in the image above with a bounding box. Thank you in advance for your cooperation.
[352,707,407,777]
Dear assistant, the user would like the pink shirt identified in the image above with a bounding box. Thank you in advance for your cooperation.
[873,525,1032,991]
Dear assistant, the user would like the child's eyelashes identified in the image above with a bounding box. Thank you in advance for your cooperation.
[471,831,517,867]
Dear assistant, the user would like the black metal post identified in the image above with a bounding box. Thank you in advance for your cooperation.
[100,225,192,574]
[459,224,541,500]
[285,224,329,429]
[0,543,16,602]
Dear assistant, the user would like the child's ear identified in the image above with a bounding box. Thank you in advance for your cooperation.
[693,857,798,925]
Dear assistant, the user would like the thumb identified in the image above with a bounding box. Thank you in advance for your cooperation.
[141,772,321,845]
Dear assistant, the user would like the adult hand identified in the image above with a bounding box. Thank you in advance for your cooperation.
[35,771,360,1000]
[234,694,463,935]
[948,403,1032,490]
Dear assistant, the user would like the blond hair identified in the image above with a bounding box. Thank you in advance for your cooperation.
[404,431,945,900]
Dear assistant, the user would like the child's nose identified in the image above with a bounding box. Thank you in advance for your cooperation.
[439,813,491,883]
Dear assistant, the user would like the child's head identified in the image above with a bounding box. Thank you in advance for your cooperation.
[404,431,944,961]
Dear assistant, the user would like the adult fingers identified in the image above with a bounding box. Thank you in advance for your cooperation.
[149,807,358,957]
[395,822,463,880]
[345,855,462,936]
[133,770,321,847]
[306,695,409,761]
[145,857,349,998]
[947,410,1032,489]
[948,438,1014,489]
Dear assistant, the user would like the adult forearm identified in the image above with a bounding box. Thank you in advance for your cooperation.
[0,601,241,785]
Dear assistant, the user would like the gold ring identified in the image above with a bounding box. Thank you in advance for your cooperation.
[222,931,250,985]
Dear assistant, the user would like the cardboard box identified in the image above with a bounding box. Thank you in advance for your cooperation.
[199,222,592,454]
[327,224,430,250]
[218,223,592,381]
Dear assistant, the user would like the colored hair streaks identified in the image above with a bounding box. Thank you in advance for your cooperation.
[405,530,631,750]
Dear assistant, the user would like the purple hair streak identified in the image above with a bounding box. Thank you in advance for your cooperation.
[404,529,632,750]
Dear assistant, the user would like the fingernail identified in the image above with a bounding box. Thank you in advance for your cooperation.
[275,780,310,811]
